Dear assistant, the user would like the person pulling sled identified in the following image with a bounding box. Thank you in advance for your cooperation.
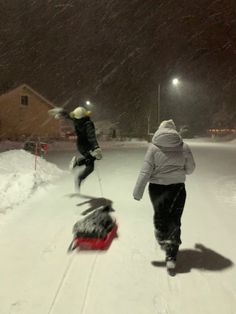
[48,106,102,191]
[133,119,195,274]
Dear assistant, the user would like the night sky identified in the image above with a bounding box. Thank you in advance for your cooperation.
[1,0,236,134]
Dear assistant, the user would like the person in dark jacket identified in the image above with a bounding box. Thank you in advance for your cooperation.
[133,119,195,271]
[49,106,102,190]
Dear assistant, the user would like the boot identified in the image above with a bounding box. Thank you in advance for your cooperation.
[166,256,176,269]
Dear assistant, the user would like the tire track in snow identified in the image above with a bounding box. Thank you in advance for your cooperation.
[47,252,76,314]
[79,254,99,314]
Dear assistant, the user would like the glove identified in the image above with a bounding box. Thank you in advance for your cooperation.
[90,148,102,160]
[48,107,64,119]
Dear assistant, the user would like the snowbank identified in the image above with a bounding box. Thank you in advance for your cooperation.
[0,149,64,213]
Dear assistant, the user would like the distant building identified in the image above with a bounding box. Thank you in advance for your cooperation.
[208,128,236,137]
[95,120,120,140]
[0,84,63,140]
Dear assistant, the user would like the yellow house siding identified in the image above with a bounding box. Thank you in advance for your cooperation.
[0,85,61,140]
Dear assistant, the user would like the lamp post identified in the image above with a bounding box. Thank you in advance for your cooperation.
[157,83,161,126]
[157,78,180,125]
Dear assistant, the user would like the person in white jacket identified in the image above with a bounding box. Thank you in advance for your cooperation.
[133,119,195,270]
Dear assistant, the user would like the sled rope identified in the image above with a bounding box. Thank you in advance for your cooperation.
[95,164,104,196]
[47,252,75,314]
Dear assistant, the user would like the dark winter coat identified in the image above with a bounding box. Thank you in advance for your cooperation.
[72,116,99,156]
[61,111,99,156]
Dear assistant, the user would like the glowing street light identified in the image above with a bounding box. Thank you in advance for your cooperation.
[172,78,180,86]
[86,100,91,106]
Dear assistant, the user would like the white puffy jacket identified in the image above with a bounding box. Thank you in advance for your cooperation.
[133,128,195,200]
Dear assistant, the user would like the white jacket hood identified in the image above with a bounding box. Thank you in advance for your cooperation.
[152,119,183,147]
[133,119,195,200]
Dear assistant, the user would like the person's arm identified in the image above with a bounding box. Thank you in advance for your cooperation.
[183,143,196,174]
[133,145,154,200]
[48,107,73,120]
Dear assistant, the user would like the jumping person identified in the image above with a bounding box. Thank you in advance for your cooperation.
[49,106,102,191]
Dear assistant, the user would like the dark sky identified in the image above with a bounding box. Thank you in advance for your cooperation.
[1,0,236,133]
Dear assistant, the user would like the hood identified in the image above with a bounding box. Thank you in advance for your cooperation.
[152,128,183,148]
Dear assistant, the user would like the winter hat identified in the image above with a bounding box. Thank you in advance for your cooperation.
[159,119,176,130]
[70,106,91,119]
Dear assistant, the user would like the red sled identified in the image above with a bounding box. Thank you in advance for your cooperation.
[68,223,118,251]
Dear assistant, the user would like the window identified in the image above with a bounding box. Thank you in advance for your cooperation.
[21,95,28,105]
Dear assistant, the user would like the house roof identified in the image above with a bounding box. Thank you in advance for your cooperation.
[0,84,56,108]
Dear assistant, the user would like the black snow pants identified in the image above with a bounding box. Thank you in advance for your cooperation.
[76,154,96,186]
[148,183,186,260]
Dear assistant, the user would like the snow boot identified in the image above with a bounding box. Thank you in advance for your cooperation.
[69,156,78,171]
[165,243,178,276]
[166,257,176,276]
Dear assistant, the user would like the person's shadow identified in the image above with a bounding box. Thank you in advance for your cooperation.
[75,194,114,215]
[151,243,233,274]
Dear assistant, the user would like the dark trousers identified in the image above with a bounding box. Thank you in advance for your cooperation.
[148,183,186,260]
[76,155,96,186]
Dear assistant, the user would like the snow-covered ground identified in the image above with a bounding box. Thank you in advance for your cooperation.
[0,149,64,215]
[0,138,235,314]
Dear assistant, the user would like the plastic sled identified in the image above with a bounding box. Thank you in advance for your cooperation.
[68,223,118,252]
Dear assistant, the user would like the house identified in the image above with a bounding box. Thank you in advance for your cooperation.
[0,84,62,140]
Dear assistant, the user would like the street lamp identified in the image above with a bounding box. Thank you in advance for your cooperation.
[86,100,91,106]
[172,78,180,86]
[157,77,180,125]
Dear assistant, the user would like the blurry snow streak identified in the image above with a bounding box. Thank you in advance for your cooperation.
[0,149,64,213]
[95,48,141,92]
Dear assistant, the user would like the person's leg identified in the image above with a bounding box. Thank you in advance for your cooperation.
[148,184,171,248]
[77,157,87,166]
[69,155,86,171]
[71,155,95,190]
[165,184,186,261]
[78,156,95,184]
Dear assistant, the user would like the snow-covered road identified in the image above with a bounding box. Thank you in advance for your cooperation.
[0,140,235,314]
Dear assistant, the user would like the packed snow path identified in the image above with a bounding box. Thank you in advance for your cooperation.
[0,140,235,314]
